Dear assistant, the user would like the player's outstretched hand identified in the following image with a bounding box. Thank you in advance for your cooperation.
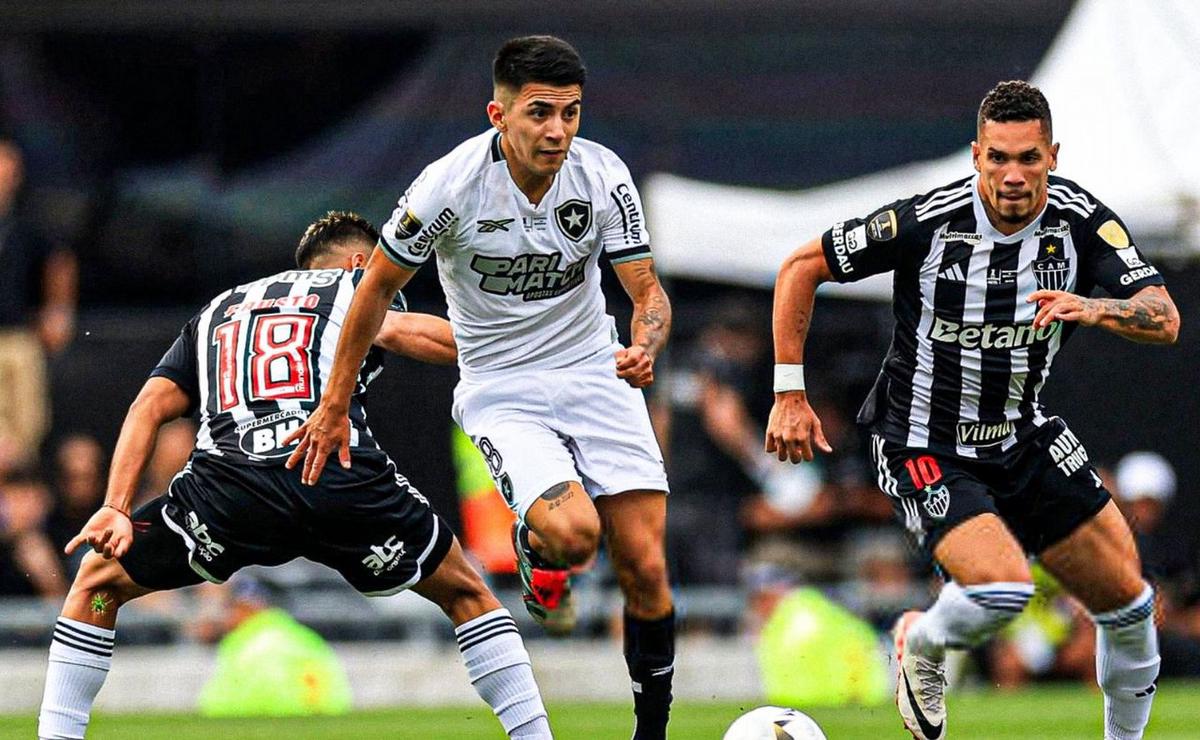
[66,506,134,560]
[615,345,655,388]
[1029,289,1097,328]
[284,405,352,486]
[765,392,833,463]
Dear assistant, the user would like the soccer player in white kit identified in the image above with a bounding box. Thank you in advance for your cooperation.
[287,36,676,739]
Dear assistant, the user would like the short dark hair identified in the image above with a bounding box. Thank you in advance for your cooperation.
[295,211,379,268]
[493,35,586,92]
[978,80,1053,139]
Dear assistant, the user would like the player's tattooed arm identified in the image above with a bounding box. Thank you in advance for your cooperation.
[616,258,672,358]
[1030,285,1180,344]
[613,258,672,388]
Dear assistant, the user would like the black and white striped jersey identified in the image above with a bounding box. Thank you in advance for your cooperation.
[822,175,1165,460]
[151,268,406,466]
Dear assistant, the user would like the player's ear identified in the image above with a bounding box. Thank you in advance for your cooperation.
[971,141,982,172]
[1049,142,1059,171]
[487,99,506,132]
[350,251,367,270]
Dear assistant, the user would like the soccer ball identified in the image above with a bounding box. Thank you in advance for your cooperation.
[722,705,827,740]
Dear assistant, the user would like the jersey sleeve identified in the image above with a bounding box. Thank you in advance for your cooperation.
[1076,204,1165,298]
[597,156,653,264]
[378,167,460,270]
[820,198,922,282]
[149,314,201,414]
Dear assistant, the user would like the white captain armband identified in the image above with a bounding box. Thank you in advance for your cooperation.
[773,364,806,393]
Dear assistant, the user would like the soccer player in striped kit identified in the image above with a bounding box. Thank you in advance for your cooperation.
[766,81,1179,740]
[37,212,551,740]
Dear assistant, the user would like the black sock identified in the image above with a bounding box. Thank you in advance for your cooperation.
[624,610,675,740]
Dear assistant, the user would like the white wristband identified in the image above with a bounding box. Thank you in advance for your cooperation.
[773,363,805,393]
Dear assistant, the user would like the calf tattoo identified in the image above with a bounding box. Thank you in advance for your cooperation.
[90,593,113,615]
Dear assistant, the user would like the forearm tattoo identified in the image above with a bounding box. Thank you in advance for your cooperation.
[1092,294,1173,333]
[634,292,670,354]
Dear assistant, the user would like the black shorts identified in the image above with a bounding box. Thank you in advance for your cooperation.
[120,451,453,596]
[868,417,1111,556]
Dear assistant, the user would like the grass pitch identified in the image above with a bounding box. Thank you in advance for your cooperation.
[4,682,1198,738]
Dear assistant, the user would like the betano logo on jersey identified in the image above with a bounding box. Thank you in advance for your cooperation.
[929,316,1060,350]
[470,252,588,301]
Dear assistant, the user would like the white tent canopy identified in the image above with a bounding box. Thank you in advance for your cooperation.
[643,0,1200,298]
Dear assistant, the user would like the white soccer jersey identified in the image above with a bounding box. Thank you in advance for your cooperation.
[379,130,652,376]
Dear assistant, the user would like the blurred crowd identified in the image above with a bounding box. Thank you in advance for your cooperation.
[2,131,1198,689]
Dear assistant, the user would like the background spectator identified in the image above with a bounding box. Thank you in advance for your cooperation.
[46,433,106,574]
[0,467,67,599]
[0,136,77,462]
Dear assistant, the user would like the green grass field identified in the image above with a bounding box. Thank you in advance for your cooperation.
[5,683,1198,738]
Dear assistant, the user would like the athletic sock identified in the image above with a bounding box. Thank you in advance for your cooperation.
[907,581,1034,658]
[38,617,115,740]
[624,610,675,740]
[455,608,551,739]
[1093,584,1159,740]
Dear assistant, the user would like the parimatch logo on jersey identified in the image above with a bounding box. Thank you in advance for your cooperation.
[470,252,588,301]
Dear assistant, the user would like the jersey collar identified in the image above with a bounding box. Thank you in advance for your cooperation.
[972,175,1048,245]
[490,131,505,163]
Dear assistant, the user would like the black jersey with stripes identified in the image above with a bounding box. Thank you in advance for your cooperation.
[151,268,406,466]
[822,175,1165,460]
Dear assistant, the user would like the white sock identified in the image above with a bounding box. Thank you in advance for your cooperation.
[1094,584,1159,740]
[38,617,115,740]
[907,581,1035,658]
[455,608,551,739]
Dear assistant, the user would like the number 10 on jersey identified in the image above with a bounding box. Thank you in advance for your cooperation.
[212,313,318,411]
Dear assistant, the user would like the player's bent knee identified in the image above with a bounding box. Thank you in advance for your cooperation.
[535,514,601,567]
[69,553,144,608]
[619,551,669,591]
[554,527,601,566]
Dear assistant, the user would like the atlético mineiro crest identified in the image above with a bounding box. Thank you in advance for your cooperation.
[554,199,592,242]
[923,484,950,519]
[1033,243,1070,291]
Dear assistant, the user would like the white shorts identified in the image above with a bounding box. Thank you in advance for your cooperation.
[452,351,670,520]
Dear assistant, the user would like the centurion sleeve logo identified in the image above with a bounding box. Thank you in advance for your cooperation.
[470,252,589,301]
[407,207,457,258]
